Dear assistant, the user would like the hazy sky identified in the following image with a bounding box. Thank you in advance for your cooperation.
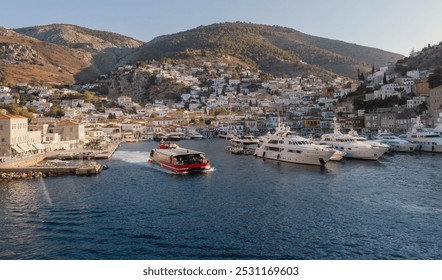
[2,0,441,56]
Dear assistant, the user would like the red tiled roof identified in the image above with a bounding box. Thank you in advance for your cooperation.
[57,120,80,126]
[0,114,27,119]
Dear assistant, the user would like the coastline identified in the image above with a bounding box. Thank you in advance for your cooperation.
[0,142,120,180]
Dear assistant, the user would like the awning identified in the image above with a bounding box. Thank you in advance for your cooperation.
[11,145,25,153]
[33,143,46,150]
[17,144,32,152]
[27,144,37,151]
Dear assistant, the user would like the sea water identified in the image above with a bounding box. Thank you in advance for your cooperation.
[1,139,441,259]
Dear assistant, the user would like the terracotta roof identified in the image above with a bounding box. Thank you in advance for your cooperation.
[57,120,80,126]
[0,114,27,119]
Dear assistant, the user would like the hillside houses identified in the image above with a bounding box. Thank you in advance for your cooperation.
[1,55,440,157]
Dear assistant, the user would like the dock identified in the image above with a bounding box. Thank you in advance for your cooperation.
[0,163,104,180]
[0,142,119,181]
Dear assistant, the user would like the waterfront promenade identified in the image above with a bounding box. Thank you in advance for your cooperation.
[0,142,120,180]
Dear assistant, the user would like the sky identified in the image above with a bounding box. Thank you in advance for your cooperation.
[1,0,442,56]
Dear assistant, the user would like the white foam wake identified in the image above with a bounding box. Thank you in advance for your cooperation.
[112,150,149,164]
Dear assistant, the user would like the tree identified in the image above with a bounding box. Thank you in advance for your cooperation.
[97,105,105,113]
[82,91,99,103]
[27,105,38,113]
[372,64,375,74]
[383,73,388,85]
[429,67,442,88]
[43,104,64,118]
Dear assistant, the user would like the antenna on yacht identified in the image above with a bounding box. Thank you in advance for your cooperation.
[333,117,340,134]
[277,115,282,130]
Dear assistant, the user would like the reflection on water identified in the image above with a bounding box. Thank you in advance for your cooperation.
[1,139,442,260]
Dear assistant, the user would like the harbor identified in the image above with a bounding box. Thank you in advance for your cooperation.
[0,142,119,180]
[1,139,441,260]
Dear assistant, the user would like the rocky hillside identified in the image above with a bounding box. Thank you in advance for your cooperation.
[395,42,442,75]
[14,24,144,80]
[126,22,404,79]
[0,27,92,84]
[15,24,143,51]
[2,22,405,87]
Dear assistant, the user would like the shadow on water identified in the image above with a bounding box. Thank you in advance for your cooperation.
[2,139,442,260]
[258,156,331,175]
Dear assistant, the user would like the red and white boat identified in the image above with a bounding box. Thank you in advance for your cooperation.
[148,141,212,173]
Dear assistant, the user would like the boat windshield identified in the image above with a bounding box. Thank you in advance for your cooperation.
[174,154,207,165]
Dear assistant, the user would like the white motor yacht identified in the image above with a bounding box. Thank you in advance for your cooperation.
[372,130,417,152]
[319,119,388,160]
[405,116,442,152]
[254,125,335,166]
[347,129,391,153]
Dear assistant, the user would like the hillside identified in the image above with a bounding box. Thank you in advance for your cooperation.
[395,42,442,74]
[15,24,143,52]
[14,24,144,80]
[0,27,93,84]
[126,22,404,79]
[2,22,405,86]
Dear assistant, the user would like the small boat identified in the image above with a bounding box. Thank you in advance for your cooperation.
[148,141,212,173]
[227,135,259,155]
[186,129,204,140]
[164,132,184,141]
[225,145,245,155]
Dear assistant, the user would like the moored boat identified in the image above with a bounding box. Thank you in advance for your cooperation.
[319,118,388,160]
[405,116,442,152]
[226,135,259,155]
[148,141,212,173]
[372,130,417,152]
[314,142,347,161]
[254,124,335,166]
[186,129,204,140]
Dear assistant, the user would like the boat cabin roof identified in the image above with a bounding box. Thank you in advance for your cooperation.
[155,147,204,157]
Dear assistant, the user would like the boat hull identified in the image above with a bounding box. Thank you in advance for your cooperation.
[149,146,211,174]
[254,148,334,166]
[389,143,417,152]
[320,142,387,160]
[413,143,442,152]
[342,148,385,160]
[150,158,211,173]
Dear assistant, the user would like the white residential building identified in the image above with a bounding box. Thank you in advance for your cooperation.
[407,96,427,108]
[29,99,52,112]
[374,83,399,99]
[0,86,11,93]
[117,96,132,105]
[122,122,143,131]
[406,70,421,79]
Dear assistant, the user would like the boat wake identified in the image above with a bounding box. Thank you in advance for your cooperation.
[112,150,149,164]
[146,158,176,174]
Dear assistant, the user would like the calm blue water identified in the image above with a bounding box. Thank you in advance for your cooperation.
[1,138,441,260]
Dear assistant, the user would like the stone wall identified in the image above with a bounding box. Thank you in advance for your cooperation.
[0,154,46,168]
